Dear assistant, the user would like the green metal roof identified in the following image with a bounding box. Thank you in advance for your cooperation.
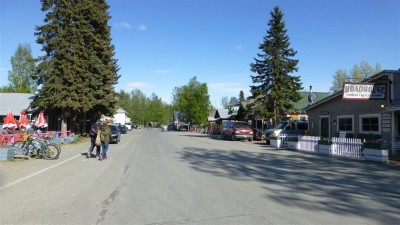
[291,91,331,111]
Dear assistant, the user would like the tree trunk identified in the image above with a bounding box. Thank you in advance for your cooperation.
[61,111,68,133]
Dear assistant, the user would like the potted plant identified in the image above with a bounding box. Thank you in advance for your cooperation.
[269,136,282,148]
[318,138,332,156]
[363,140,389,163]
[0,146,15,161]
[286,136,298,150]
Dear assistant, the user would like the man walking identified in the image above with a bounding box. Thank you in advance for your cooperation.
[87,121,100,158]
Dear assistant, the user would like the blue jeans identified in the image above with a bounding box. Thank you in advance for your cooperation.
[101,142,109,159]
[88,137,101,156]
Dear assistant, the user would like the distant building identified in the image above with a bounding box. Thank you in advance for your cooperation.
[112,108,128,125]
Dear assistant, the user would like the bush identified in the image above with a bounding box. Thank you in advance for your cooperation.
[363,141,389,149]
[318,138,332,145]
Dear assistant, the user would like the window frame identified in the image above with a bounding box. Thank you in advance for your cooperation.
[337,115,354,133]
[359,114,381,134]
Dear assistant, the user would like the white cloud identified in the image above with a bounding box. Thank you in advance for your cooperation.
[113,22,132,29]
[153,69,172,74]
[234,44,243,50]
[138,24,147,31]
[126,82,152,89]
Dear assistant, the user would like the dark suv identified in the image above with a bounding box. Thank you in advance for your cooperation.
[108,124,121,143]
[167,124,177,131]
[118,124,127,134]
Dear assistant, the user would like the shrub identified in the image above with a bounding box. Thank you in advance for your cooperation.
[363,141,389,150]
[318,138,332,145]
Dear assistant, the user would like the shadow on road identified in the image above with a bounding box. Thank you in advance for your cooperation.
[178,146,400,224]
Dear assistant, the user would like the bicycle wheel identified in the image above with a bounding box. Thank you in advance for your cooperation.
[12,140,26,148]
[48,143,61,158]
[13,146,29,157]
[42,144,60,160]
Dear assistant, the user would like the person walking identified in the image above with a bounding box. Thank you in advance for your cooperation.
[99,120,112,161]
[87,121,100,158]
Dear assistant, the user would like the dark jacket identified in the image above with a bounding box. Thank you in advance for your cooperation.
[89,122,99,137]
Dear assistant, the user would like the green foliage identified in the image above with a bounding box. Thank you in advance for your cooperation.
[330,60,382,92]
[117,89,173,126]
[330,69,348,92]
[220,96,239,108]
[363,141,389,150]
[249,6,302,126]
[32,0,120,132]
[6,43,37,93]
[318,138,332,145]
[172,76,211,125]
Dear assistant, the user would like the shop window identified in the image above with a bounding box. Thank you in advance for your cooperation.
[360,114,380,134]
[338,116,353,132]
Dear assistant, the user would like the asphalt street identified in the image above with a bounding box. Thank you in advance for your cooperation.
[0,128,399,225]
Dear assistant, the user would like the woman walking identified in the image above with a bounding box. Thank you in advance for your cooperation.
[99,120,112,161]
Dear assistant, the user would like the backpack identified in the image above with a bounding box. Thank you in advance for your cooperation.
[89,123,97,137]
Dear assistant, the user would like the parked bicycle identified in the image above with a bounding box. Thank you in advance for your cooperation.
[12,135,61,160]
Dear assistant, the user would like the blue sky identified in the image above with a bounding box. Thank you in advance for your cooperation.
[0,0,399,107]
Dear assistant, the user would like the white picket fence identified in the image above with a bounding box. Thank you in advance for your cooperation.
[278,134,364,160]
[331,137,363,159]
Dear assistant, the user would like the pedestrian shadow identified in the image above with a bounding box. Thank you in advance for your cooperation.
[178,146,400,224]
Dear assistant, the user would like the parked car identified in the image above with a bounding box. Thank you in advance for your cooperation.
[108,124,121,143]
[221,120,253,141]
[118,124,127,134]
[167,124,177,131]
[125,122,132,131]
[178,124,189,131]
[264,120,308,144]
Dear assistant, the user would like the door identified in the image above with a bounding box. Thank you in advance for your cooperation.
[320,117,330,138]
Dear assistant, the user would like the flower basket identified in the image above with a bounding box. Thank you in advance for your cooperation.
[363,141,389,163]
[0,147,14,161]
[270,136,282,148]
[287,136,298,150]
[318,138,332,156]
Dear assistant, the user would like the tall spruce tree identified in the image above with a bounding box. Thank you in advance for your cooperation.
[249,6,302,125]
[33,0,119,133]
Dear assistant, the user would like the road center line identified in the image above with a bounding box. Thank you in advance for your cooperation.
[0,154,81,191]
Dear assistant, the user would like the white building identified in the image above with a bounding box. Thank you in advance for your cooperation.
[113,108,128,125]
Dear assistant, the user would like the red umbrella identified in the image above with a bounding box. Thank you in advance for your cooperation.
[18,110,30,130]
[2,109,17,130]
[34,111,48,128]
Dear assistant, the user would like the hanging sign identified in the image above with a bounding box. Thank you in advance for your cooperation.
[342,83,386,100]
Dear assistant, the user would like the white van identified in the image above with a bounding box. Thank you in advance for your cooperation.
[264,121,308,144]
[125,122,132,131]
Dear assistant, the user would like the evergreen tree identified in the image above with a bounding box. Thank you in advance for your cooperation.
[33,0,119,132]
[249,6,302,125]
[228,97,239,105]
[239,90,245,102]
[220,96,229,108]
[7,43,37,93]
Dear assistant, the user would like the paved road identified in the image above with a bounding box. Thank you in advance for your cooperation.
[0,129,399,225]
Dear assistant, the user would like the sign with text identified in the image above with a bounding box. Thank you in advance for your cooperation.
[342,83,386,100]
